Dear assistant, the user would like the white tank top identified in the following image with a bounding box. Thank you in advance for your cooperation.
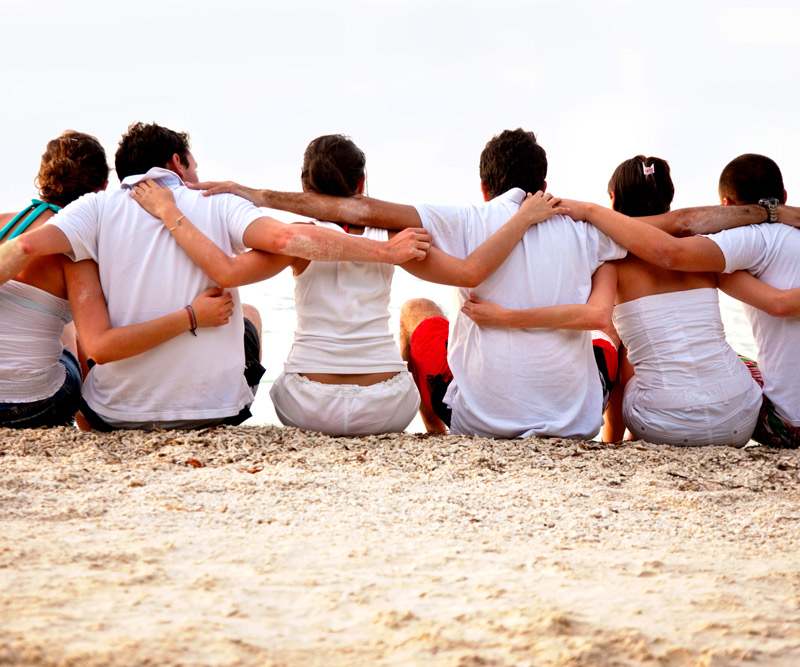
[613,287,757,409]
[283,222,407,374]
[0,280,71,402]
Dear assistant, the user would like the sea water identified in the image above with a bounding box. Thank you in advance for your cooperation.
[240,270,758,433]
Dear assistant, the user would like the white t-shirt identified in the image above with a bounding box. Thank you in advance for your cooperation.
[50,168,264,423]
[414,188,626,439]
[706,223,800,425]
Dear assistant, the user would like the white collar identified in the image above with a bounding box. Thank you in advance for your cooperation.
[120,167,184,189]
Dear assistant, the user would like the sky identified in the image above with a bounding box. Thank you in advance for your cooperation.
[1,0,799,213]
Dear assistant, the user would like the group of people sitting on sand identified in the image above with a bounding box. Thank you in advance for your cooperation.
[1,123,798,447]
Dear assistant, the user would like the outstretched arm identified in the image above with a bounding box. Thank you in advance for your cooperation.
[0,225,72,285]
[718,271,800,317]
[461,262,617,330]
[777,204,800,228]
[642,205,768,236]
[67,260,234,364]
[401,191,568,286]
[188,180,423,230]
[562,200,727,273]
[132,181,430,270]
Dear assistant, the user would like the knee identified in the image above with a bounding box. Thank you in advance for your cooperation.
[241,303,262,332]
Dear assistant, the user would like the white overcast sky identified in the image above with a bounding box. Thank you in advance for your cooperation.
[1,0,799,213]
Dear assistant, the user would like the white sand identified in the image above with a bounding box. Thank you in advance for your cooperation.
[1,425,799,666]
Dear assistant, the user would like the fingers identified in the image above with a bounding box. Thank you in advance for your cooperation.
[187,181,229,197]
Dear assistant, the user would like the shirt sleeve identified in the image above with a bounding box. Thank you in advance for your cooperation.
[46,194,101,262]
[222,194,270,255]
[590,225,628,264]
[413,202,471,259]
[702,226,769,274]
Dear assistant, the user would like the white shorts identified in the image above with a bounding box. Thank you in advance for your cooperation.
[622,376,762,446]
[269,371,420,436]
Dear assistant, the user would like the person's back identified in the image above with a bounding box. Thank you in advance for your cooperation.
[270,135,419,436]
[0,131,108,427]
[606,156,761,445]
[417,187,624,438]
[709,216,800,437]
[53,168,257,426]
[287,222,403,372]
[696,154,800,446]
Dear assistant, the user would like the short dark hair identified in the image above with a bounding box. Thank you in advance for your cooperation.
[718,153,785,204]
[608,155,674,217]
[479,128,547,200]
[301,134,366,197]
[36,130,109,207]
[114,122,191,180]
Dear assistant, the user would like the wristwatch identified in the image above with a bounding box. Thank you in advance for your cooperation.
[758,197,779,223]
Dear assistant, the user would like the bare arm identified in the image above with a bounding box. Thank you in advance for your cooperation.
[188,180,423,230]
[641,205,768,236]
[718,271,800,317]
[777,204,800,228]
[67,261,234,364]
[401,191,568,286]
[562,200,727,272]
[0,225,72,285]
[461,262,617,330]
[132,180,429,267]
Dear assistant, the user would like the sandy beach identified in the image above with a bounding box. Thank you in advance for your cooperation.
[1,425,799,666]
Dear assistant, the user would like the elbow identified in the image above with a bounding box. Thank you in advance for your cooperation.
[588,307,613,331]
[767,295,792,318]
[272,226,295,254]
[15,236,37,258]
[82,342,113,365]
[658,245,685,271]
[208,269,238,289]
[459,268,484,288]
[669,210,694,238]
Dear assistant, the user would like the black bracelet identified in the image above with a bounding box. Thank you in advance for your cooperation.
[185,305,198,336]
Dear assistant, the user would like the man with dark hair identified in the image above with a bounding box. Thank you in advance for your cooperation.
[0,122,429,430]
[114,122,193,181]
[559,154,800,447]
[718,153,785,206]
[478,128,548,199]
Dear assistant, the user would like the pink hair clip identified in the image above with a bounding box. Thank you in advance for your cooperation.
[643,163,655,176]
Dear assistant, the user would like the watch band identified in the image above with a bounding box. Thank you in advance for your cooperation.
[758,197,779,223]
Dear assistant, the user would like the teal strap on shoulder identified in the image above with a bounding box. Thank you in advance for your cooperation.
[0,199,62,241]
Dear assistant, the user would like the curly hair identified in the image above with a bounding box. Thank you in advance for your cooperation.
[300,134,366,197]
[114,122,191,181]
[608,155,674,217]
[479,129,547,200]
[35,131,109,207]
